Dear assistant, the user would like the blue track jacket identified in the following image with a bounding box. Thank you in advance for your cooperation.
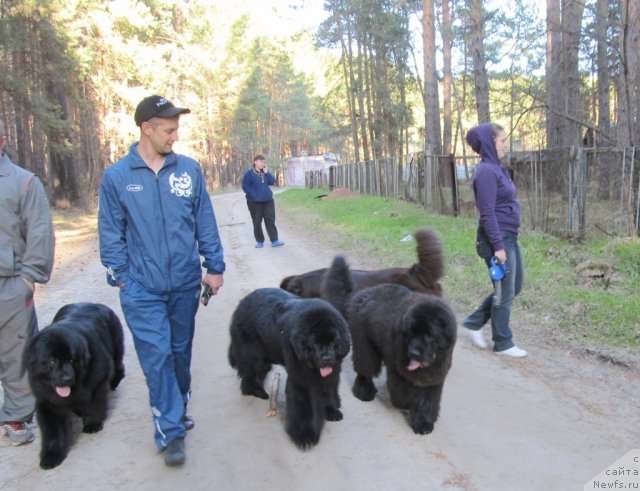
[99,143,225,294]
[242,169,275,202]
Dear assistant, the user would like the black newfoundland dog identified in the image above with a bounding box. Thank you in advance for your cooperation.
[24,303,125,469]
[324,257,456,435]
[279,228,444,298]
[228,288,350,449]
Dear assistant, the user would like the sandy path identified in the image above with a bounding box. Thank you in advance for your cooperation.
[1,191,638,491]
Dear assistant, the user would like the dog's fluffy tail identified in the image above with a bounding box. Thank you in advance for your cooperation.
[321,255,353,316]
[411,228,445,292]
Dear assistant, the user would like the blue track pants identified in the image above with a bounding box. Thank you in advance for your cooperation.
[119,280,199,449]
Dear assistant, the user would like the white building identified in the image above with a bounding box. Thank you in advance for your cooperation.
[284,154,338,186]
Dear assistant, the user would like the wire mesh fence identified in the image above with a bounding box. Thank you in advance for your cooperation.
[304,147,640,240]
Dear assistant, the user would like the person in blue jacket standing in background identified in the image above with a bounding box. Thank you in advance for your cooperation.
[242,155,284,248]
[98,95,225,466]
[462,122,527,358]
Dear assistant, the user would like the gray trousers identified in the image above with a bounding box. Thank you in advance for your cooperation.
[0,277,38,423]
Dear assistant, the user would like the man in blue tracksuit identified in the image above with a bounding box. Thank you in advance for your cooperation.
[98,95,225,466]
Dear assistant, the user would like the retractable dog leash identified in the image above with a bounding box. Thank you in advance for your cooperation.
[489,257,509,306]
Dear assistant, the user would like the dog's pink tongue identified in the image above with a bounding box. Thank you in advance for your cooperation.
[407,360,422,371]
[320,367,333,377]
[55,386,71,398]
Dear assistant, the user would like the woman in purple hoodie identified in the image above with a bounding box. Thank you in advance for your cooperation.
[462,122,527,357]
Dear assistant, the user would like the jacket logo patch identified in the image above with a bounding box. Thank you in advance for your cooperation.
[126,184,143,192]
[169,172,192,197]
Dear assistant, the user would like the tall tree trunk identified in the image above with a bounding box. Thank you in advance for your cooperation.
[355,35,370,161]
[342,53,360,163]
[617,0,631,146]
[442,0,453,155]
[546,0,562,148]
[596,0,612,199]
[70,81,102,206]
[422,0,442,156]
[559,0,585,147]
[631,0,640,145]
[371,48,384,159]
[336,12,360,163]
[617,0,640,146]
[363,32,376,161]
[596,0,610,140]
[45,76,80,205]
[468,0,490,123]
[11,23,37,177]
[399,74,406,163]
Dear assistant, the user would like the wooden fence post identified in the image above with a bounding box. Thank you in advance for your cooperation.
[577,147,586,240]
[568,146,574,236]
[449,153,458,216]
[530,152,540,230]
[425,148,433,209]
[628,147,638,236]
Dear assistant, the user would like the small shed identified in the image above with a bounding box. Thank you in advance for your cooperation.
[284,154,338,187]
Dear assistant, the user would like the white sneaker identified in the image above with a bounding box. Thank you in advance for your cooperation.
[495,346,528,357]
[466,329,488,349]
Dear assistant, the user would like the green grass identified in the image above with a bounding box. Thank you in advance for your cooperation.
[277,188,640,354]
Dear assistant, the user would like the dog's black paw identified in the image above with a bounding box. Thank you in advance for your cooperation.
[352,375,377,401]
[82,421,104,433]
[325,406,343,421]
[410,417,434,435]
[288,426,320,450]
[240,379,269,399]
[252,388,269,399]
[40,450,67,470]
[110,365,125,390]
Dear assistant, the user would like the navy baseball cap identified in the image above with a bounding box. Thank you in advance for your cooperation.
[134,95,191,126]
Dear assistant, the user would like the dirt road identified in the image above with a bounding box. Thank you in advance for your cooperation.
[1,191,638,491]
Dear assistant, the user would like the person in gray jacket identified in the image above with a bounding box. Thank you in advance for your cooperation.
[0,118,55,445]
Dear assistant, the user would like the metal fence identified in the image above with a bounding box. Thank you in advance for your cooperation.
[304,147,640,240]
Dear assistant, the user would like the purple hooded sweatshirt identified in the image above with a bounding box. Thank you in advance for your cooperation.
[466,123,521,252]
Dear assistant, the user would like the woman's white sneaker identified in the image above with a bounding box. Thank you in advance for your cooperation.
[466,328,488,349]
[495,346,528,357]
